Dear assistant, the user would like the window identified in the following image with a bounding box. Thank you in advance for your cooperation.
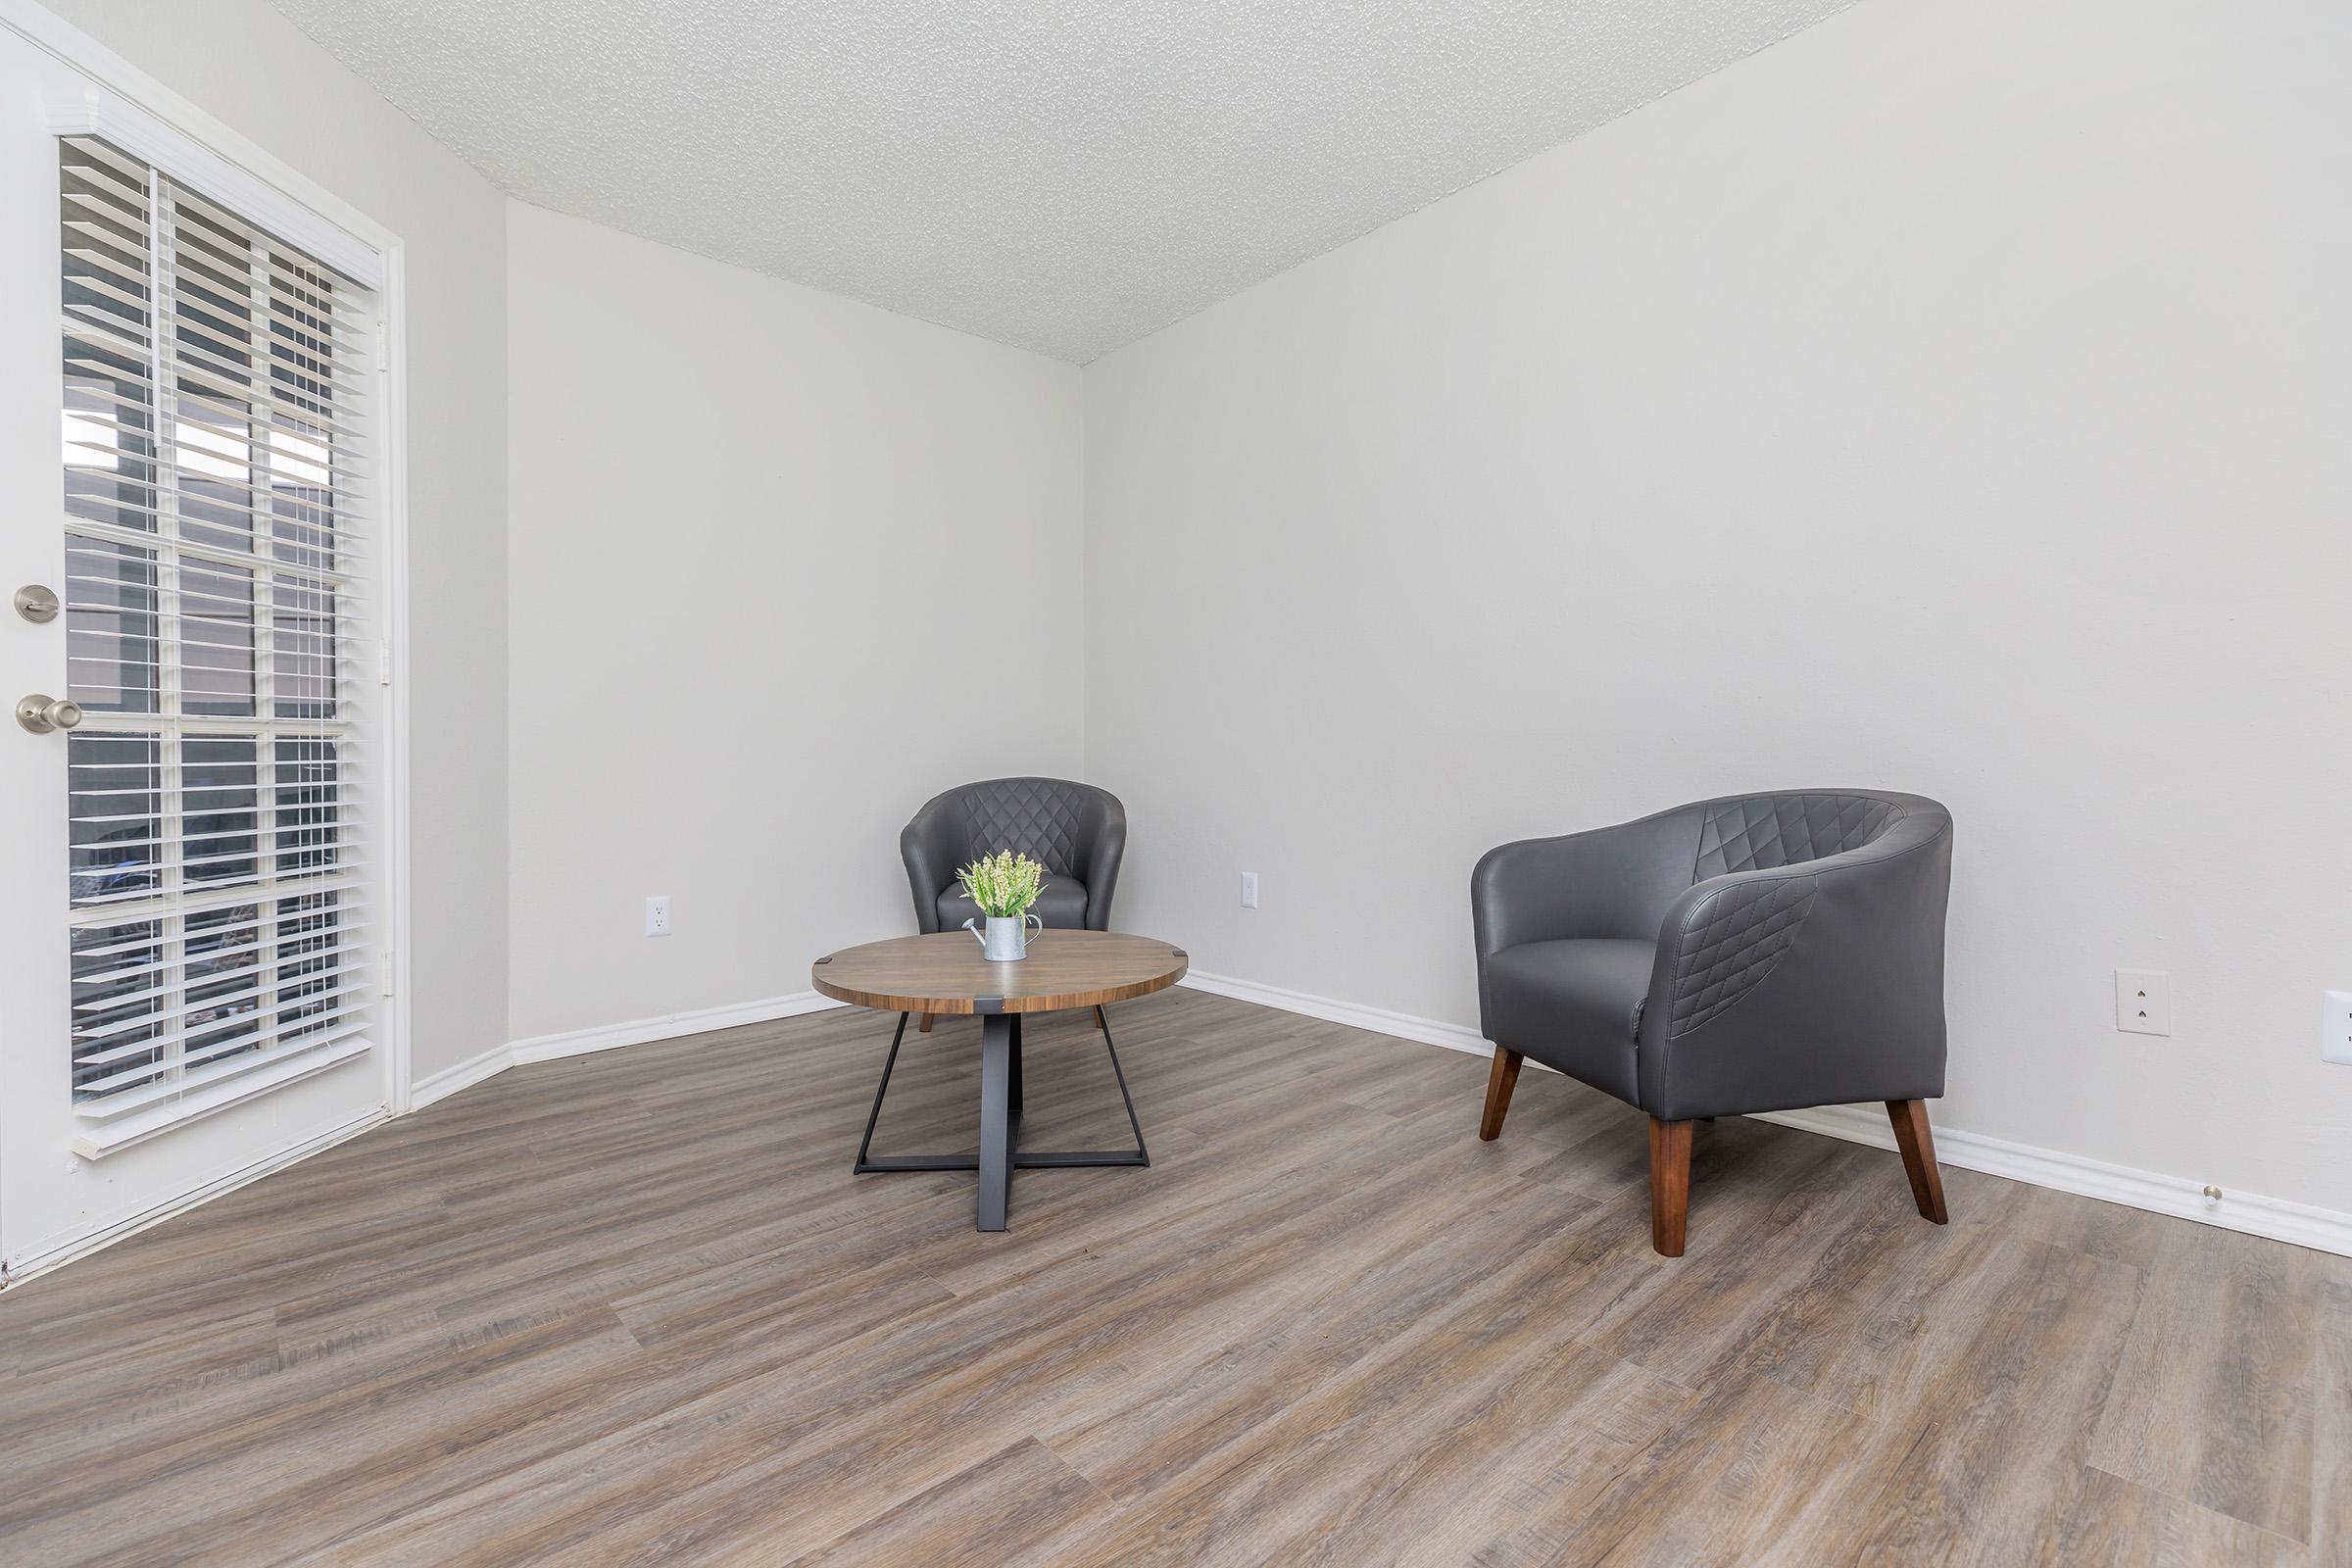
[58,134,376,1146]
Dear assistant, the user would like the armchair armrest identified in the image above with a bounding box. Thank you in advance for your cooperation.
[1636,809,1954,1120]
[1470,805,1703,1037]
[1472,807,1705,955]
[900,795,969,935]
[1079,796,1127,932]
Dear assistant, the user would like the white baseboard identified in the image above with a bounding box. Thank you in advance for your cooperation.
[1181,970,1491,1055]
[2,1111,386,1289]
[1750,1104,2352,1258]
[1180,971,2352,1259]
[410,1043,514,1110]
[507,990,844,1065]
[38,974,2336,1282]
[12,991,849,1287]
[411,990,846,1111]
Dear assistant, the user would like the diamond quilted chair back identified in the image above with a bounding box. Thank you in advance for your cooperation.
[1693,793,1904,880]
[956,778,1098,875]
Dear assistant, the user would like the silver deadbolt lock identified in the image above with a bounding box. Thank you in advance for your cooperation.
[14,584,59,623]
[17,695,81,734]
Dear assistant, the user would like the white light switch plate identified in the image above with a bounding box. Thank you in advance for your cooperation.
[1240,871,1259,909]
[2115,969,2170,1036]
[2324,990,2352,1065]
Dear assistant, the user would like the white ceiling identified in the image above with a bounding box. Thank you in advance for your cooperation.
[266,1,1851,363]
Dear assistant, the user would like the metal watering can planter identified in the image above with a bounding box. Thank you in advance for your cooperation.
[964,912,1044,961]
[955,851,1051,960]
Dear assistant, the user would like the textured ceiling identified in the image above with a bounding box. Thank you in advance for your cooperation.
[265,1,1852,362]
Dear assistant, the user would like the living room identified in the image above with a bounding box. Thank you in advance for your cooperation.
[0,0,2343,1561]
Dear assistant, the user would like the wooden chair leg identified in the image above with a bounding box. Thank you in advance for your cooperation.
[917,1013,934,1034]
[1478,1048,1523,1141]
[1886,1099,1948,1223]
[1649,1117,1693,1256]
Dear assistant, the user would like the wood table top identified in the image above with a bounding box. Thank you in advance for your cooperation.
[811,929,1189,1015]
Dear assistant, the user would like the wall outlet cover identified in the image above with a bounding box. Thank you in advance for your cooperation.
[2115,969,2170,1036]
[1240,871,1259,909]
[645,895,672,937]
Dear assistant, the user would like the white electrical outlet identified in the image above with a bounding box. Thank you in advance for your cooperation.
[1240,871,1259,909]
[2114,969,2169,1036]
[645,895,672,937]
[2324,990,2352,1065]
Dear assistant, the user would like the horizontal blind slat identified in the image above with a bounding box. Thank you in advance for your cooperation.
[74,1026,372,1120]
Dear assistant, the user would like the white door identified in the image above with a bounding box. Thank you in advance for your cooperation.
[0,29,392,1280]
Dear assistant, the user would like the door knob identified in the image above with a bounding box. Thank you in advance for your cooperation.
[17,694,82,734]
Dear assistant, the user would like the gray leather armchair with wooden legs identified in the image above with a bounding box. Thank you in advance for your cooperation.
[1471,791,1954,1255]
[901,777,1126,1033]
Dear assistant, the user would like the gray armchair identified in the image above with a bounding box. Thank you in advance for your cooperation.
[1472,791,1954,1255]
[902,776,1127,1034]
[903,775,1125,928]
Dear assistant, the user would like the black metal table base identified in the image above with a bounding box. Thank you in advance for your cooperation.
[853,1006,1151,1231]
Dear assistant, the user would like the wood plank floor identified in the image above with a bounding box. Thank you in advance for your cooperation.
[1,987,2341,1565]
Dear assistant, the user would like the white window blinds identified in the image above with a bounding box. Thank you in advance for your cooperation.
[59,134,377,1152]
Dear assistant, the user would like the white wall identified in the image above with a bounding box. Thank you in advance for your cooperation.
[1083,0,2352,1214]
[40,0,512,1086]
[505,203,1084,1042]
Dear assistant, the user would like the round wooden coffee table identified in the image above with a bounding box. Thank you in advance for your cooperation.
[812,929,1188,1231]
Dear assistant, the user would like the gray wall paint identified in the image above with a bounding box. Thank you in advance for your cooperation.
[1082,0,2352,1213]
[42,0,513,1085]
